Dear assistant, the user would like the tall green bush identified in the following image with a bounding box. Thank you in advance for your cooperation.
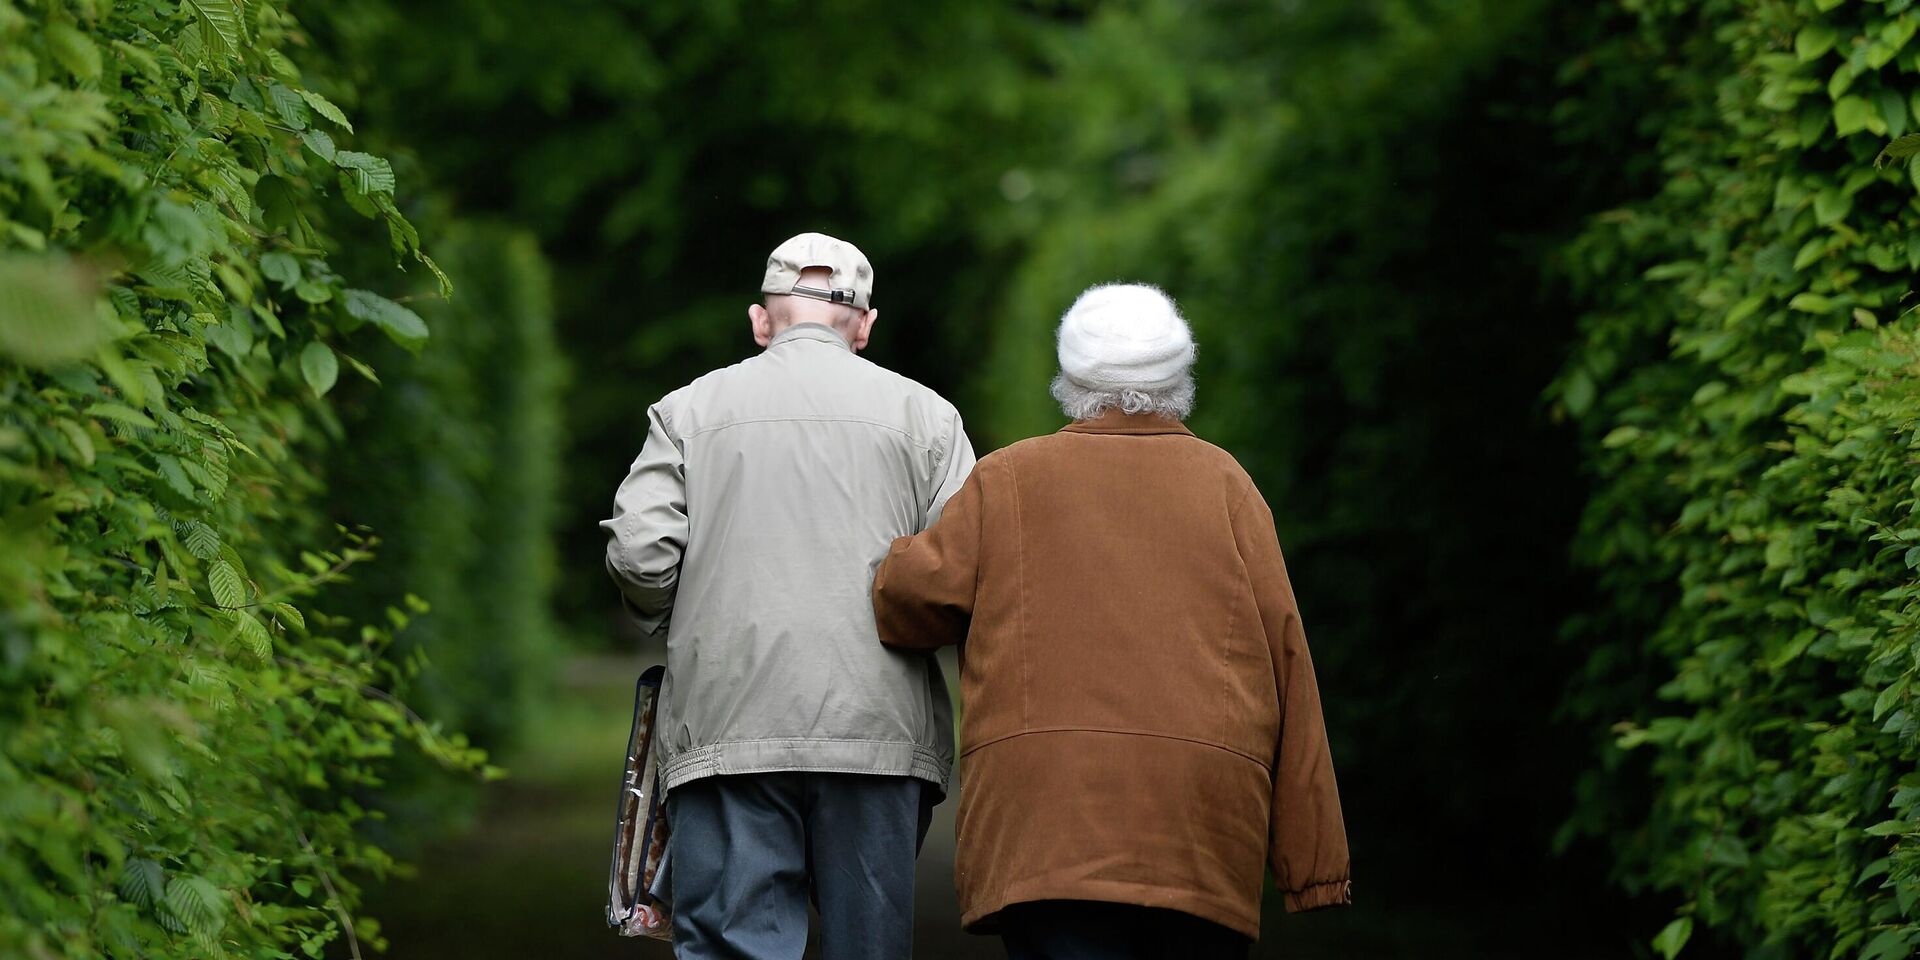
[0,1,477,957]
[1558,1,1920,955]
[328,223,564,749]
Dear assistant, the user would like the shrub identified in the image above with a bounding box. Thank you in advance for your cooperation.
[1556,1,1920,955]
[0,1,476,957]
[328,223,564,750]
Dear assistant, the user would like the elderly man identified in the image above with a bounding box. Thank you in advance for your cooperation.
[602,233,973,960]
[871,283,1350,958]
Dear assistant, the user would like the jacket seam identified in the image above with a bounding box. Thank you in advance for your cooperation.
[681,414,934,452]
[1220,569,1238,746]
[1008,453,1030,728]
[672,735,942,747]
[1226,478,1259,524]
[959,725,1272,768]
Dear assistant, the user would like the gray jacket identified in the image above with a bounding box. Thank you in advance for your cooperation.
[602,323,974,795]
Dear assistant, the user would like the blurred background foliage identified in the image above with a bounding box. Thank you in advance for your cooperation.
[6,0,1920,958]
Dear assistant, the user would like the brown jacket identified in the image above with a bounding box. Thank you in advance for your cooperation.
[871,410,1350,937]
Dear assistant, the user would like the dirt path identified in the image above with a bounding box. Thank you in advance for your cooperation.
[366,654,1485,959]
[368,654,999,959]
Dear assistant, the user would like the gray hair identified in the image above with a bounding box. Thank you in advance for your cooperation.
[1049,373,1196,422]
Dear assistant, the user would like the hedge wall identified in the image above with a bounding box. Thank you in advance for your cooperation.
[0,2,477,957]
[1557,1,1920,956]
[327,223,563,750]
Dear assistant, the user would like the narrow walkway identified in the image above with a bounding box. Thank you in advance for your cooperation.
[368,654,1390,959]
[369,654,997,959]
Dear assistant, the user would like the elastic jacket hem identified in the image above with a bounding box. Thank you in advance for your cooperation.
[660,738,951,796]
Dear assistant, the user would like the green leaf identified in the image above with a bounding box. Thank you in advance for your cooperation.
[1875,679,1909,722]
[300,342,338,397]
[207,560,245,608]
[1790,293,1837,314]
[118,859,165,909]
[1832,63,1859,100]
[1652,916,1692,960]
[1880,16,1919,65]
[267,83,310,130]
[299,89,355,133]
[86,402,156,429]
[301,129,337,163]
[156,454,196,500]
[1563,370,1596,415]
[1602,425,1641,448]
[1836,96,1883,137]
[1796,24,1838,61]
[46,21,102,80]
[1876,133,1920,169]
[227,610,272,661]
[1814,188,1853,225]
[183,0,246,61]
[342,352,381,385]
[182,521,221,560]
[205,305,256,358]
[163,875,227,937]
[343,289,429,352]
[267,602,306,631]
[1878,89,1908,139]
[1861,929,1913,960]
[55,419,95,466]
[334,151,395,194]
[259,252,301,290]
[295,278,334,305]
[0,254,113,366]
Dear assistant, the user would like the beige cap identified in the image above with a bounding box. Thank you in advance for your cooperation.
[761,232,873,310]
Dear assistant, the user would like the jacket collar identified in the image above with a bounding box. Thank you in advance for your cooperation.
[768,322,852,352]
[1059,409,1194,437]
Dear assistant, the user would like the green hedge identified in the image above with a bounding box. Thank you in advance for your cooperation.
[328,223,563,750]
[1557,1,1920,955]
[0,1,478,957]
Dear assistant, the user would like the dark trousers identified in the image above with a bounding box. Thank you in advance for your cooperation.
[997,900,1251,960]
[666,772,929,960]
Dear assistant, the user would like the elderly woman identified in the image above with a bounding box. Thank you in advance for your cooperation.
[871,284,1350,958]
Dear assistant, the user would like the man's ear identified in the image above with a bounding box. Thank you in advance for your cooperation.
[850,308,877,352]
[749,303,774,348]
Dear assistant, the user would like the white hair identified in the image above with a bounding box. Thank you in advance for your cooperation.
[1050,372,1196,422]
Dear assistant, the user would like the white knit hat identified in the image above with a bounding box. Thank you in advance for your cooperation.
[1056,283,1195,391]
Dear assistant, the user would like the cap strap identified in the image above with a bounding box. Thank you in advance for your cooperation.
[789,284,861,306]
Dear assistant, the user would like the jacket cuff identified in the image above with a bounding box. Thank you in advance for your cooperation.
[1283,880,1352,912]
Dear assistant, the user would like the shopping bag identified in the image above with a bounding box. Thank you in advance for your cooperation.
[606,664,672,940]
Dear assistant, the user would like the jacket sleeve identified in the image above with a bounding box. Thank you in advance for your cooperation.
[873,462,985,651]
[1232,484,1352,912]
[600,403,687,637]
[923,409,976,529]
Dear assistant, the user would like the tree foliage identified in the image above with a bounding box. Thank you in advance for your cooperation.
[0,1,480,956]
[328,223,564,751]
[1556,0,1920,955]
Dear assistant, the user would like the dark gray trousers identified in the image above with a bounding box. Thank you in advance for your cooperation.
[666,772,929,960]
